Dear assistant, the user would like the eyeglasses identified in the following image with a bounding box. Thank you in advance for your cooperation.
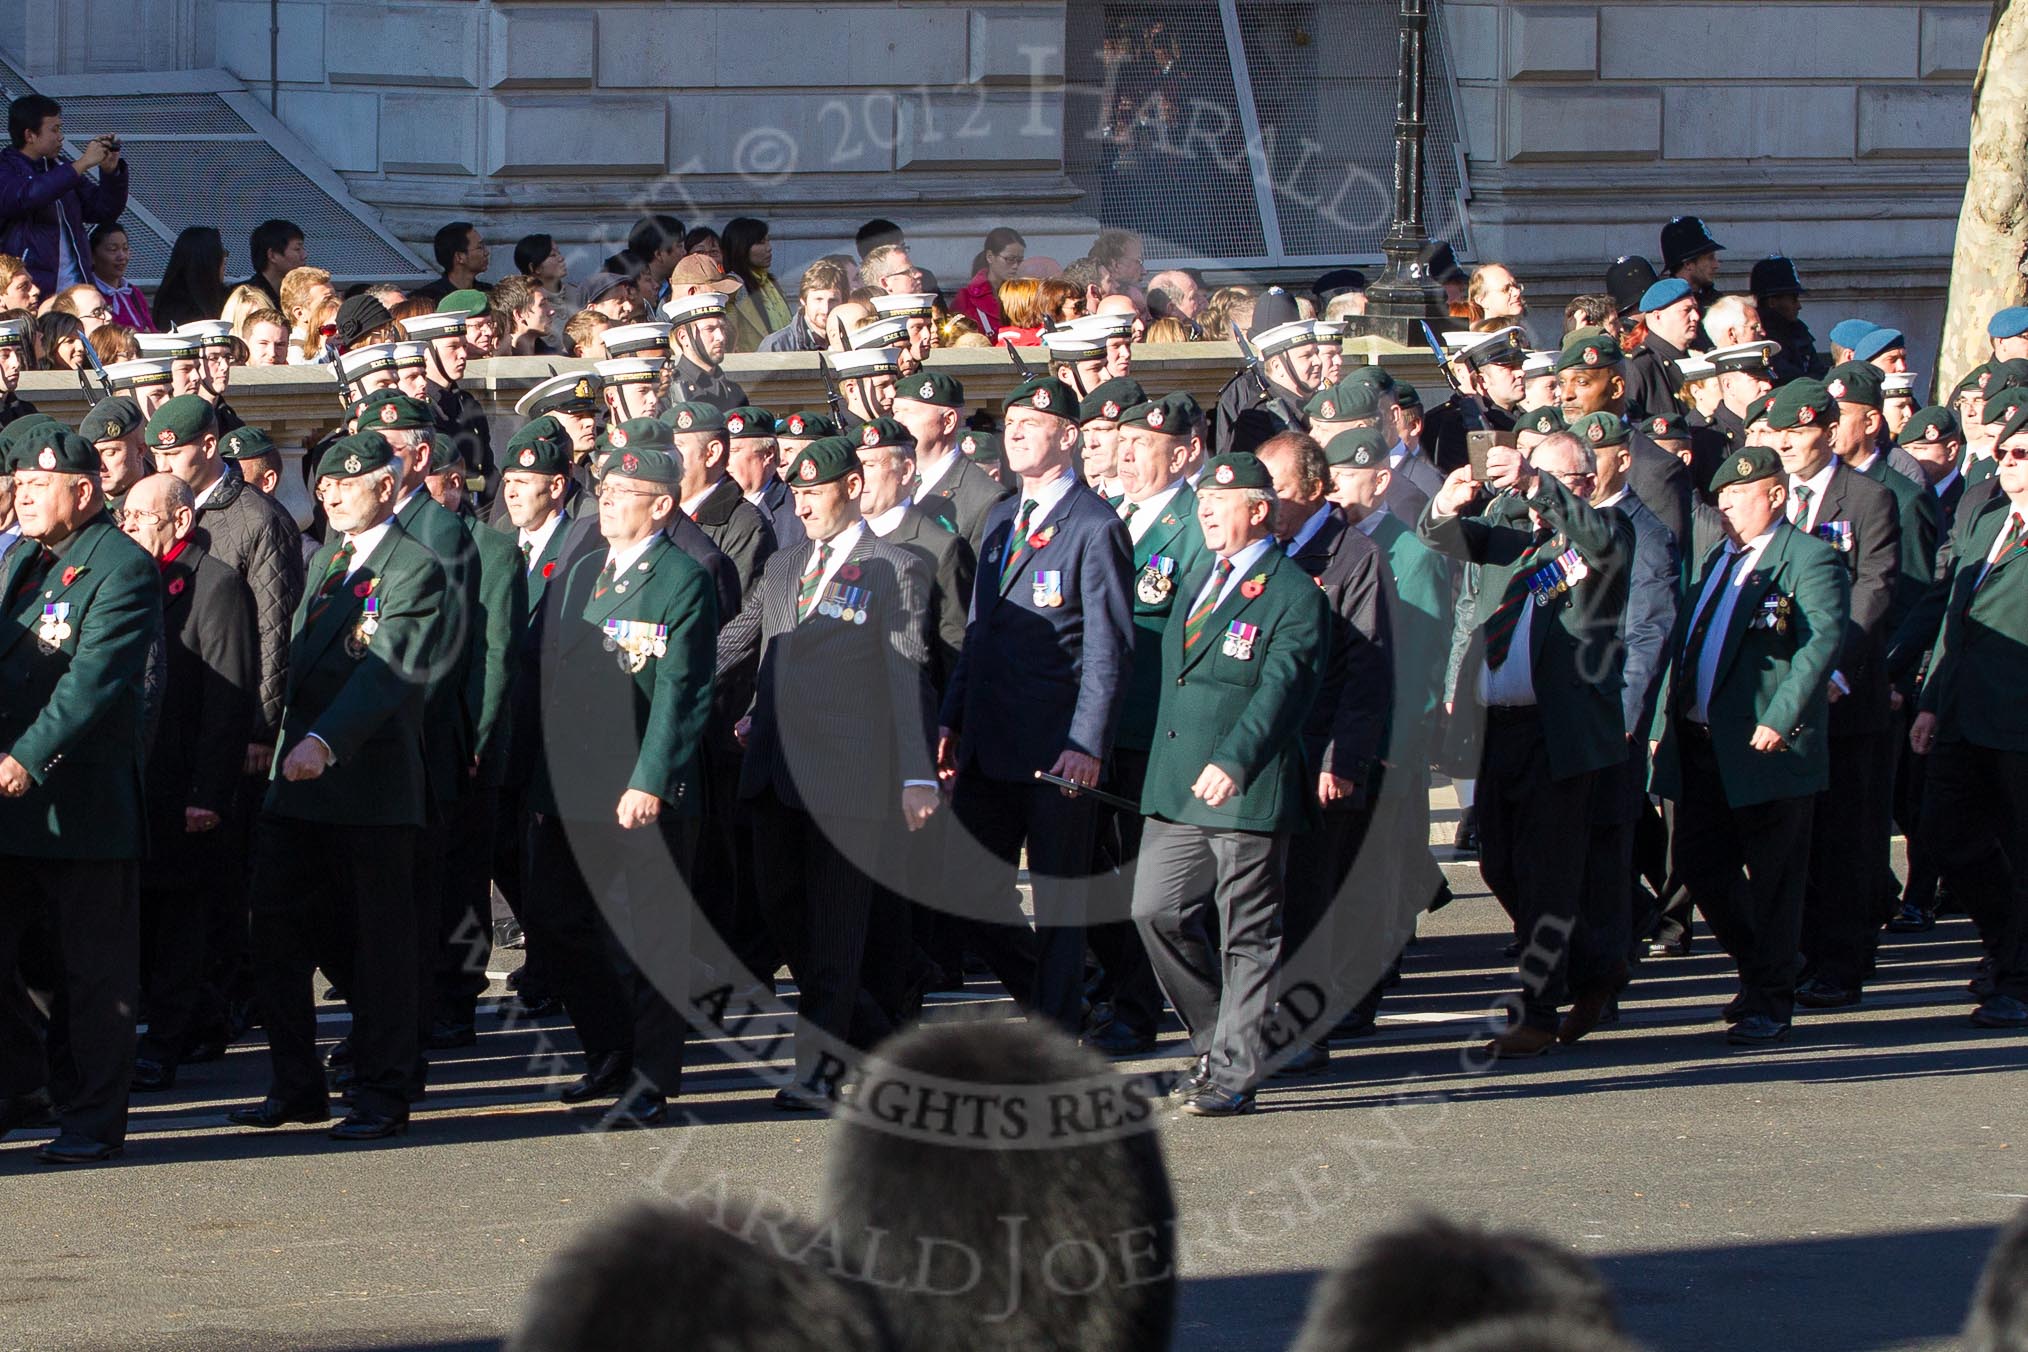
[595,484,665,503]
[1995,447,2028,464]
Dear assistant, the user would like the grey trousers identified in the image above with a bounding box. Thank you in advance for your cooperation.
[1131,817,1287,1095]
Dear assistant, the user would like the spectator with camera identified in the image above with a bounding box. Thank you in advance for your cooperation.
[0,95,129,299]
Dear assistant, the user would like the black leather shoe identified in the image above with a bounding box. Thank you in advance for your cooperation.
[1086,1020,1157,1057]
[1270,1042,1329,1078]
[1720,995,1748,1024]
[1726,1014,1790,1046]
[130,1058,178,1092]
[1971,994,2028,1029]
[0,1088,56,1139]
[559,1052,632,1105]
[328,1065,358,1095]
[227,1096,330,1129]
[1794,977,1860,1009]
[1884,901,1936,934]
[426,1019,476,1050]
[36,1133,122,1165]
[1451,807,1479,854]
[329,1108,408,1141]
[1647,932,1692,959]
[602,1092,667,1129]
[511,994,562,1019]
[180,1038,228,1064]
[1168,1054,1210,1099]
[1180,1086,1257,1117]
[325,1038,353,1069]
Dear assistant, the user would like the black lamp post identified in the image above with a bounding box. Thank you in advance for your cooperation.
[1348,0,1449,344]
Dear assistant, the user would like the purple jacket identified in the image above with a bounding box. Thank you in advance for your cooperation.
[0,148,130,295]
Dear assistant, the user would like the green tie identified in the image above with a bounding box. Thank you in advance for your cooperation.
[1182,558,1233,652]
[1000,498,1039,587]
[797,541,828,618]
[305,540,354,625]
[1790,482,1814,527]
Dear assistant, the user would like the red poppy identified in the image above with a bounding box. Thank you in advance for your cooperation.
[1240,578,1265,600]
[541,561,557,579]
[837,563,862,582]
[166,577,186,597]
[60,566,79,588]
[353,580,373,598]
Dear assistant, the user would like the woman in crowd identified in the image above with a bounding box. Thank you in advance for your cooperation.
[89,223,154,331]
[34,311,89,370]
[515,232,579,348]
[1039,277,1084,325]
[89,321,140,365]
[994,276,1044,346]
[953,226,1025,336]
[219,284,275,339]
[724,217,790,353]
[684,225,723,267]
[152,226,230,329]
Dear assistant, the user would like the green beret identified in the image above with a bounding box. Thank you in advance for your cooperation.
[355,390,435,431]
[1987,358,2028,399]
[1305,378,1379,423]
[665,401,728,435]
[1079,377,1148,424]
[9,424,98,475]
[1999,401,2028,446]
[1346,364,1397,394]
[1898,406,1961,447]
[599,444,683,486]
[505,417,571,475]
[1004,375,1078,419]
[1824,360,1884,409]
[1639,412,1692,443]
[0,413,61,466]
[1709,445,1783,493]
[315,433,396,480]
[437,289,489,318]
[1392,383,1424,411]
[1984,387,2028,429]
[77,397,141,445]
[779,409,839,440]
[1322,427,1391,469]
[144,394,218,450]
[724,407,776,439]
[851,417,915,453]
[1764,379,1836,431]
[1952,362,1993,403]
[1745,391,1777,426]
[603,417,677,457]
[1553,329,1625,375]
[958,428,1003,462]
[220,426,277,462]
[897,370,965,409]
[1567,411,1630,449]
[1199,452,1273,491]
[1516,405,1567,437]
[786,435,862,487]
[1118,392,1199,435]
[425,432,465,475]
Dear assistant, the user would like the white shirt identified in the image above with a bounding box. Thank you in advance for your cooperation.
[1387,439,1410,469]
[915,446,961,498]
[339,519,394,579]
[1686,526,1778,724]
[1186,537,1274,614]
[604,531,660,581]
[1012,467,1077,535]
[1120,481,1184,545]
[1477,600,1538,708]
[680,486,715,518]
[1594,487,1628,511]
[800,521,865,609]
[1284,502,1334,557]
[517,509,565,569]
[865,503,909,537]
[1786,462,1835,532]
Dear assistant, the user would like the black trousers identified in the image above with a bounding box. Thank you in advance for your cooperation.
[1801,729,1885,989]
[1086,747,1164,1037]
[693,748,779,989]
[1475,709,1596,1030]
[1922,739,2028,1002]
[525,812,695,1096]
[491,784,555,997]
[1894,706,1940,911]
[0,856,139,1146]
[249,817,418,1118]
[138,882,209,1065]
[433,783,498,1023]
[947,770,1101,1033]
[1570,748,1641,996]
[748,791,889,1072]
[1671,727,1814,1024]
[1283,770,1398,1034]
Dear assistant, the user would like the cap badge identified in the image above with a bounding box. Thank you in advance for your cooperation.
[620,452,640,474]
[799,458,817,482]
[518,448,536,467]
[788,416,806,435]
[919,379,936,399]
[1827,379,1846,399]
[1583,346,1600,366]
[574,379,592,399]
[1735,456,1752,476]
[960,435,976,452]
[676,409,694,429]
[1214,464,1234,485]
[1650,417,1665,435]
[1796,405,1816,426]
[728,415,747,435]
[1587,421,1605,443]
[1147,408,1165,430]
[1103,400,1120,419]
[37,447,56,470]
[106,420,122,438]
[380,403,397,425]
[1320,401,1335,419]
[1537,415,1554,433]
[610,427,629,449]
[1033,387,1051,410]
[343,454,362,474]
[157,427,177,447]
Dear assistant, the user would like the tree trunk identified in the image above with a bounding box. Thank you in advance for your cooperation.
[1940,0,2028,396]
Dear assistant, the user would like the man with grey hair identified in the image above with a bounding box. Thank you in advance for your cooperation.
[1703,294,1763,350]
[1146,268,1203,326]
[1421,429,1633,1058]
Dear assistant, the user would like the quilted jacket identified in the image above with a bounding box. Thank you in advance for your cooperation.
[191,465,306,737]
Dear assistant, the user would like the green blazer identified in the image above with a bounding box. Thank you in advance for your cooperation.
[462,509,527,788]
[532,533,717,821]
[265,522,449,827]
[0,512,160,860]
[1365,510,1455,756]
[1649,522,1849,807]
[1114,483,1212,753]
[396,490,480,809]
[1920,491,2028,751]
[1141,544,1328,832]
[1418,474,1634,782]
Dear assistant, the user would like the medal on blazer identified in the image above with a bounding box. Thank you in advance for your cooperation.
[1136,555,1177,605]
[1814,519,1853,553]
[1750,592,1794,634]
[819,581,870,625]
[1221,620,1258,660]
[36,602,71,654]
[1032,569,1064,608]
[1526,548,1588,606]
[344,596,380,659]
[603,618,669,671]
